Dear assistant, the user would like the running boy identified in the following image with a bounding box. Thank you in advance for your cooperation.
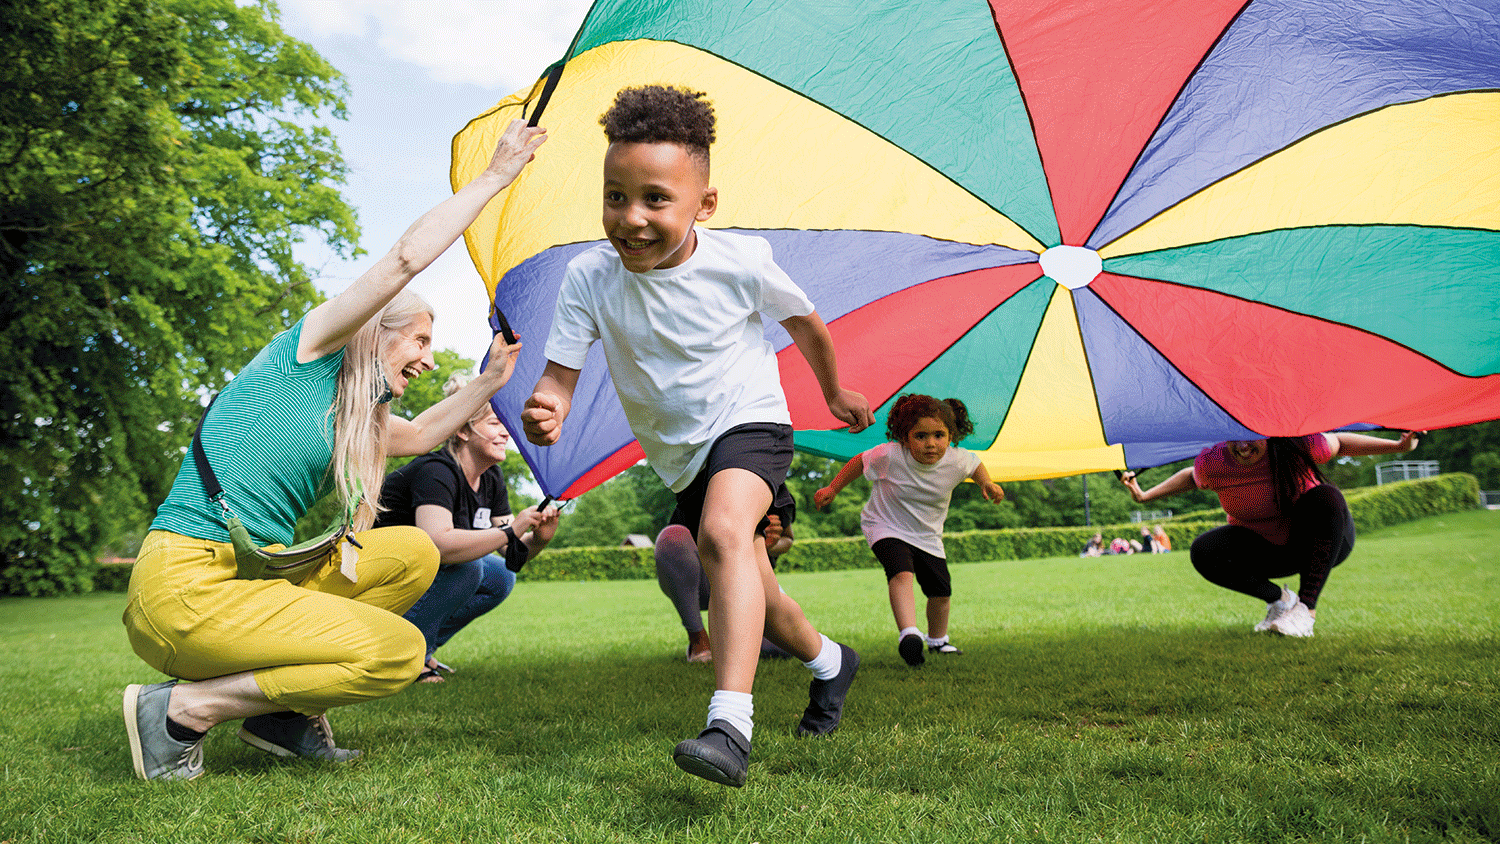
[521,85,874,788]
[814,395,1004,666]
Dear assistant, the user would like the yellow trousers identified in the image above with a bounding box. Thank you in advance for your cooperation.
[123,527,439,713]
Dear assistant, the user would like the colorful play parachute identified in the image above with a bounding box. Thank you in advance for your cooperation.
[453,0,1500,500]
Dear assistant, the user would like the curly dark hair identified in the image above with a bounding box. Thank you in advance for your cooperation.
[599,85,716,164]
[884,394,975,443]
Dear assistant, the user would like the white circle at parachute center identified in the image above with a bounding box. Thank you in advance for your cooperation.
[1039,244,1103,289]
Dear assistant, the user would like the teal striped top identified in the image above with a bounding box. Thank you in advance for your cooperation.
[151,320,347,546]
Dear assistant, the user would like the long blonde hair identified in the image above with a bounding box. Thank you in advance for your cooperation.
[440,372,492,455]
[330,290,434,529]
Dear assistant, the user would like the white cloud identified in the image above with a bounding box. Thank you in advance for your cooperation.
[281,0,594,91]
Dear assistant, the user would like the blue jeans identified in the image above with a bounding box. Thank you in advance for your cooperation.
[401,553,516,659]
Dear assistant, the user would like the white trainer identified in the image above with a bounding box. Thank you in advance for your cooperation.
[1254,587,1299,632]
[1268,601,1316,638]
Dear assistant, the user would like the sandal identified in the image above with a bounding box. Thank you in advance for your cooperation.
[686,629,712,663]
[416,667,446,684]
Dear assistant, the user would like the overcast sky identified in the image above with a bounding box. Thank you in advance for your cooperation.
[278,0,594,361]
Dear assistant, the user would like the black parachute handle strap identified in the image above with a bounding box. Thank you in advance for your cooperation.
[491,303,518,344]
[524,61,566,128]
[492,58,569,341]
[523,0,594,130]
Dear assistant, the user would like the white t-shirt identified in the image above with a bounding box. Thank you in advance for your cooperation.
[860,441,981,559]
[545,227,815,492]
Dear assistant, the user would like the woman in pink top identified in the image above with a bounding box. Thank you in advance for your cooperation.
[1121,431,1419,638]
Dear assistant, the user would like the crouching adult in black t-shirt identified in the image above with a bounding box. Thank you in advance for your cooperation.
[377,375,558,682]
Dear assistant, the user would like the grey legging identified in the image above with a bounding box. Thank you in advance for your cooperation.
[655,525,709,633]
[653,524,791,657]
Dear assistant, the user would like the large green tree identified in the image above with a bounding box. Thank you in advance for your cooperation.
[1412,420,1500,490]
[1,0,357,593]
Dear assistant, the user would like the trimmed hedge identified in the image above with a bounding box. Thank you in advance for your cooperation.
[774,521,1222,573]
[1343,472,1480,534]
[87,473,1481,589]
[519,545,656,582]
[94,562,135,593]
[522,472,1481,582]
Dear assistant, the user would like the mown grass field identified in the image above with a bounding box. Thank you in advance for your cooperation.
[1,509,1496,843]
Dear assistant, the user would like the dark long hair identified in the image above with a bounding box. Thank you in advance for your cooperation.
[885,394,975,443]
[1266,436,1327,514]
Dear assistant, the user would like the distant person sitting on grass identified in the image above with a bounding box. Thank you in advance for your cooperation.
[656,514,795,663]
[1152,525,1172,553]
[1122,431,1420,637]
[375,374,559,683]
[1139,526,1155,553]
[521,84,873,788]
[1081,533,1104,557]
[120,120,545,781]
[814,395,1004,667]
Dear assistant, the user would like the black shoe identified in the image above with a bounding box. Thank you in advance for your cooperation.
[672,719,750,787]
[796,643,860,737]
[898,633,925,667]
[238,713,361,762]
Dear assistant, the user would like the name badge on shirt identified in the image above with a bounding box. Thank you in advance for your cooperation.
[473,507,491,530]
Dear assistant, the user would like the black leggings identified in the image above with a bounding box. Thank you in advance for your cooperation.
[1189,484,1354,609]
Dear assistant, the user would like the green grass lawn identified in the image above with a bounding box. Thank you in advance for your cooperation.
[2,510,1497,843]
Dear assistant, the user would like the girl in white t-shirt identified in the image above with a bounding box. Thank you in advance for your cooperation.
[815,395,1004,666]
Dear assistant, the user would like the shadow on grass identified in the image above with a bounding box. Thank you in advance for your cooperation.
[32,621,1497,843]
[274,625,1497,830]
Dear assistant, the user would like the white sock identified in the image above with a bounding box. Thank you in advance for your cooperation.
[898,626,922,642]
[925,634,949,648]
[706,690,753,741]
[802,634,842,680]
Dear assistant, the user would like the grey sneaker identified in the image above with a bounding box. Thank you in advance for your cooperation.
[123,681,204,781]
[238,713,362,761]
[1255,586,1299,632]
[672,719,750,787]
[796,642,860,737]
[1268,601,1316,638]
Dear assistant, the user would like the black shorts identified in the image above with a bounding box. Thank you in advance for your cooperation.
[872,537,952,598]
[669,423,796,541]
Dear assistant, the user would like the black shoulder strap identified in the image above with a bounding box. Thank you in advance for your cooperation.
[191,395,223,501]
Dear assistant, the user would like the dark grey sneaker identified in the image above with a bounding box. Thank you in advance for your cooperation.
[899,633,925,667]
[123,681,204,781]
[796,642,860,737]
[238,713,361,762]
[672,719,751,787]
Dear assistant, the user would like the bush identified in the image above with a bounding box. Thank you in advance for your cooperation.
[529,473,1478,581]
[1342,472,1480,534]
[0,539,95,597]
[93,561,135,593]
[518,546,655,582]
[78,474,1485,589]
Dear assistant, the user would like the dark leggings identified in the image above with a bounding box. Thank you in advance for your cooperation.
[653,523,794,658]
[1189,484,1354,609]
[655,525,709,633]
